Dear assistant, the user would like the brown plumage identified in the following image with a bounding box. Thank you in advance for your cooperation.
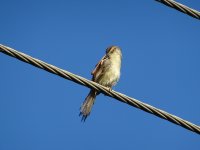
[79,46,122,121]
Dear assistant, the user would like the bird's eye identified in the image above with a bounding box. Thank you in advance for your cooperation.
[110,49,115,53]
[106,46,116,54]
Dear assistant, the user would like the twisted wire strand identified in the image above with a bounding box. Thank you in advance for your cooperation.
[156,0,200,20]
[1,44,200,135]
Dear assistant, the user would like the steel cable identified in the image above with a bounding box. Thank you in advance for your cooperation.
[0,44,200,135]
[156,0,200,20]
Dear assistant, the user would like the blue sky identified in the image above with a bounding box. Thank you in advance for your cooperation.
[0,0,200,149]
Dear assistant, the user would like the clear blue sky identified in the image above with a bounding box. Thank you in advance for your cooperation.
[0,0,200,149]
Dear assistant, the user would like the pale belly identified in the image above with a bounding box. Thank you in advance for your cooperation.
[98,66,120,87]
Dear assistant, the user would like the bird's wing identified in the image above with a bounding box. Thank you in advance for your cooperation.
[91,55,108,82]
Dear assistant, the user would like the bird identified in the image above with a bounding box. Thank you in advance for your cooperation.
[79,46,122,121]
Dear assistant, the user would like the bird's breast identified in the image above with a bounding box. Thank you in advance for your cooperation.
[99,56,121,87]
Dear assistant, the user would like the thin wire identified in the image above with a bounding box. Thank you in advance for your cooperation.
[0,44,200,135]
[155,0,200,20]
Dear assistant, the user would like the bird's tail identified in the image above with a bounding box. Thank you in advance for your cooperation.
[79,90,97,121]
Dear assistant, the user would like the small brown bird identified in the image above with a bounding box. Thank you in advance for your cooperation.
[79,46,122,121]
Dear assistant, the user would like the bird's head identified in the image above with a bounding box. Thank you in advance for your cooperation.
[106,46,122,58]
